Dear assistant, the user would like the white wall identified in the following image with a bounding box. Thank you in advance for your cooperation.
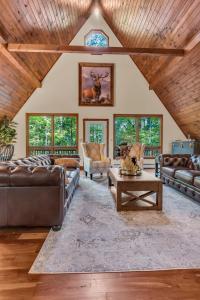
[13,14,185,162]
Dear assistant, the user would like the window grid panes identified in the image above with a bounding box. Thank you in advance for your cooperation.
[89,124,103,143]
[84,30,108,47]
[114,115,162,158]
[27,114,78,156]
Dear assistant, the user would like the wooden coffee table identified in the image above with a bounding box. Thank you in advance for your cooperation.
[108,168,163,211]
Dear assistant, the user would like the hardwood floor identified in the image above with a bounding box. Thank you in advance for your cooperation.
[0,230,199,300]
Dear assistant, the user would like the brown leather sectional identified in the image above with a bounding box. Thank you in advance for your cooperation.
[0,155,80,230]
[159,154,200,202]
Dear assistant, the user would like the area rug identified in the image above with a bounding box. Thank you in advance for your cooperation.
[30,177,200,273]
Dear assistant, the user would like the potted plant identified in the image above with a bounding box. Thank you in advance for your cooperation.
[0,116,17,161]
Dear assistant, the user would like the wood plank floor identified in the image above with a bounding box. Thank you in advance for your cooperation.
[0,230,199,300]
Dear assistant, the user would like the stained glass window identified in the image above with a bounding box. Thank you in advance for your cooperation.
[84,30,108,47]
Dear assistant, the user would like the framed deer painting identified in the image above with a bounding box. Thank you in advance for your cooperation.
[79,63,114,106]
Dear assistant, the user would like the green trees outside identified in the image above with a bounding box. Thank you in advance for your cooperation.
[139,117,161,146]
[28,114,161,157]
[114,116,161,157]
[89,124,103,143]
[28,115,77,147]
[29,116,52,146]
[54,116,77,146]
[115,117,136,146]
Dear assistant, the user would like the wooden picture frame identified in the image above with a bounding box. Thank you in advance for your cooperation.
[79,63,114,106]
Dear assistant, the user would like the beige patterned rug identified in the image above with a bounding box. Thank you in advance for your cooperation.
[30,177,200,273]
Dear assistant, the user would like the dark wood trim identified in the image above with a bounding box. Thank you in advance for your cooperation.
[83,118,109,156]
[84,29,109,46]
[79,62,114,107]
[7,44,185,56]
[26,113,79,156]
[113,114,163,159]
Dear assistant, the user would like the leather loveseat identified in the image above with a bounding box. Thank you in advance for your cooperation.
[159,154,200,202]
[0,155,80,230]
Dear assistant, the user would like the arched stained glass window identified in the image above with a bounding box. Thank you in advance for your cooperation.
[84,30,109,47]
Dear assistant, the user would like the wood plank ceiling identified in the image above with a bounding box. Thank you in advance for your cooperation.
[0,0,92,118]
[100,0,200,139]
[0,0,200,139]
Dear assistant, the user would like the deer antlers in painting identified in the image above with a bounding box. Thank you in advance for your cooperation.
[83,71,109,102]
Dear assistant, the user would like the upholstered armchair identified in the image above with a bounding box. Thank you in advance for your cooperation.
[81,143,111,179]
[129,143,145,169]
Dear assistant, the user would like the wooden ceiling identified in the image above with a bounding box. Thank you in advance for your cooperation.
[0,0,200,138]
[0,0,92,118]
[100,0,200,139]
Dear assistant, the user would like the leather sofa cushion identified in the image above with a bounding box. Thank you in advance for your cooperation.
[162,166,189,178]
[194,176,200,189]
[175,170,200,185]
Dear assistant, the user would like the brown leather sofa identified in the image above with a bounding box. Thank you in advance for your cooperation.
[0,155,80,230]
[159,154,200,202]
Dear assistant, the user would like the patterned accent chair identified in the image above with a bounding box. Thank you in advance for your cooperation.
[81,143,111,180]
[129,143,145,169]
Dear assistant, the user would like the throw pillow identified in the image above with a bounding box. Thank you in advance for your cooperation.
[54,158,80,170]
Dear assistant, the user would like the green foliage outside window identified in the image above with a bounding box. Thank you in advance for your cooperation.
[29,116,52,146]
[115,117,136,146]
[54,116,77,146]
[89,124,103,143]
[139,117,160,147]
[28,115,78,155]
[114,115,162,158]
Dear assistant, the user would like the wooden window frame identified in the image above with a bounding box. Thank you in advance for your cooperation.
[26,113,79,156]
[113,114,163,159]
[83,118,109,156]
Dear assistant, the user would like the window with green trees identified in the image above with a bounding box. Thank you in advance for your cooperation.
[89,124,104,143]
[114,115,162,158]
[27,114,78,156]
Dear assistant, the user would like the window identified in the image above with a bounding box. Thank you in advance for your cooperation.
[114,115,163,158]
[26,113,78,156]
[89,123,104,143]
[83,119,109,156]
[84,30,109,47]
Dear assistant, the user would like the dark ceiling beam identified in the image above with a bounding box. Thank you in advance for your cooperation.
[0,43,41,88]
[8,43,185,56]
[149,32,200,90]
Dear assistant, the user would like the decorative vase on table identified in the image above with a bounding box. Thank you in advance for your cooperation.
[119,146,142,176]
